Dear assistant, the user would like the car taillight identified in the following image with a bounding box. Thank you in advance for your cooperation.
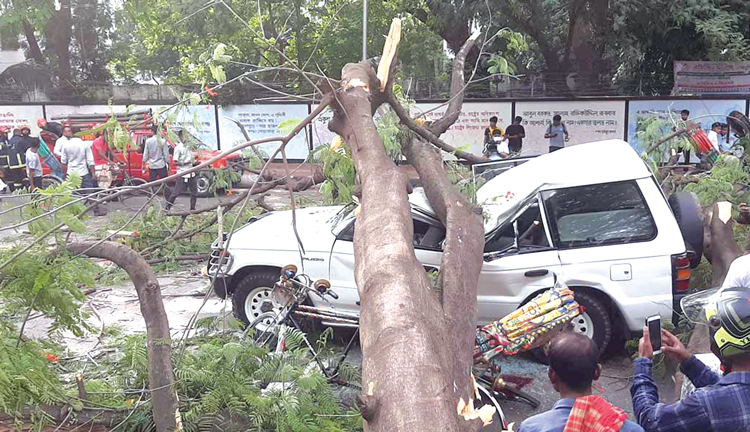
[672,254,691,292]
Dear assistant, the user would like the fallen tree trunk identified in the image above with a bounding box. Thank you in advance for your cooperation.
[166,166,323,217]
[328,20,487,432]
[67,241,179,432]
[707,202,743,286]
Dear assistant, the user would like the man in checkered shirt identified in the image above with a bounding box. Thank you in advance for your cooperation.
[631,287,750,432]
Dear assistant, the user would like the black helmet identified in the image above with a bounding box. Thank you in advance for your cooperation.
[683,287,750,360]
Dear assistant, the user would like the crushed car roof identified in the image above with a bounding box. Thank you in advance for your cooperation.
[408,140,652,233]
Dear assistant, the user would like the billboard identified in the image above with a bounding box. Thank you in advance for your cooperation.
[627,99,746,154]
[310,105,336,150]
[515,101,626,153]
[149,105,218,150]
[412,102,513,156]
[0,105,45,135]
[674,61,750,94]
[218,104,310,160]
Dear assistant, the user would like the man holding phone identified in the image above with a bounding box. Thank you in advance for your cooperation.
[630,289,750,431]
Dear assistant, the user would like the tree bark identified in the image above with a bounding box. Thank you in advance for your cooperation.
[327,22,487,432]
[707,203,743,286]
[330,62,460,431]
[22,21,44,62]
[67,242,179,432]
[47,0,74,89]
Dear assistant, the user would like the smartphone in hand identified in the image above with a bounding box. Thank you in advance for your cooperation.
[646,315,662,355]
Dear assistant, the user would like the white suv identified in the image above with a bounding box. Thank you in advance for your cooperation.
[208,140,702,353]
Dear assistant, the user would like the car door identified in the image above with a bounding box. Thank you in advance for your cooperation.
[476,195,562,325]
[328,208,445,317]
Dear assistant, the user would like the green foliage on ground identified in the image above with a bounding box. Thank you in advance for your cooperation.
[0,323,362,432]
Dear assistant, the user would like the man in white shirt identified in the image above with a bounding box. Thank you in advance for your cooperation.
[25,139,43,191]
[142,125,171,182]
[54,126,82,158]
[707,122,722,153]
[61,129,106,215]
[723,253,750,289]
[165,132,198,211]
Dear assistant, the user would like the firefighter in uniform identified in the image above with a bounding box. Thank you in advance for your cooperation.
[0,125,27,192]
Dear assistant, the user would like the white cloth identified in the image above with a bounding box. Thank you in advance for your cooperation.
[143,136,170,169]
[25,149,42,177]
[722,254,750,289]
[172,142,194,173]
[61,138,94,178]
[707,130,721,152]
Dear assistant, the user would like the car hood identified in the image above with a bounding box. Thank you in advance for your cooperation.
[228,205,344,252]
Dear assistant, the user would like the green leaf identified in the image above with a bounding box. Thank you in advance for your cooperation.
[278,118,303,135]
[61,214,87,234]
[188,93,201,106]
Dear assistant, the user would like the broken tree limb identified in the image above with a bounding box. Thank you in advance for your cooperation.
[429,31,481,136]
[165,166,323,217]
[645,128,687,155]
[328,19,476,432]
[708,202,743,286]
[67,241,179,432]
[388,93,487,164]
[404,139,485,410]
[146,254,208,265]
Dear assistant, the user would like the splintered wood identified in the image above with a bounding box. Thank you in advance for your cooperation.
[377,18,402,92]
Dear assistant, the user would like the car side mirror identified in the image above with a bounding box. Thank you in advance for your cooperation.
[512,220,520,250]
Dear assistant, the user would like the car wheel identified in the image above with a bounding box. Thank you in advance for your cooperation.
[570,290,612,353]
[668,191,704,268]
[530,289,612,363]
[232,270,282,327]
[41,175,62,189]
[195,172,215,198]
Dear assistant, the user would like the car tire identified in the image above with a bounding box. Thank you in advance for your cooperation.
[41,175,62,189]
[195,172,215,198]
[530,289,612,363]
[668,191,704,268]
[232,270,281,327]
[727,111,750,137]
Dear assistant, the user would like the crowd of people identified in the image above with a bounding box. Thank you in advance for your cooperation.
[0,121,199,214]
[483,110,741,162]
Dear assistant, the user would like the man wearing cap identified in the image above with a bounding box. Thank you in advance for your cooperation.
[37,118,64,138]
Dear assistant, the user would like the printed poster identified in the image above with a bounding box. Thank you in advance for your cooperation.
[627,99,746,154]
[412,102,513,156]
[0,105,45,135]
[218,104,310,160]
[515,101,626,154]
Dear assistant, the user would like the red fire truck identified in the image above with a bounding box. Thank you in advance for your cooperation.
[41,108,243,196]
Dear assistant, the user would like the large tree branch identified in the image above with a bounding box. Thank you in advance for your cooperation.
[388,94,487,164]
[329,56,454,431]
[67,241,178,432]
[165,167,322,217]
[404,139,485,413]
[430,32,481,136]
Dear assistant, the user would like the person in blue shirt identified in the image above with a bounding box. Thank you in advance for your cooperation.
[631,286,750,432]
[518,332,643,432]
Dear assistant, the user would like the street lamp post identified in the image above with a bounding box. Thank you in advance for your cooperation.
[362,0,368,61]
